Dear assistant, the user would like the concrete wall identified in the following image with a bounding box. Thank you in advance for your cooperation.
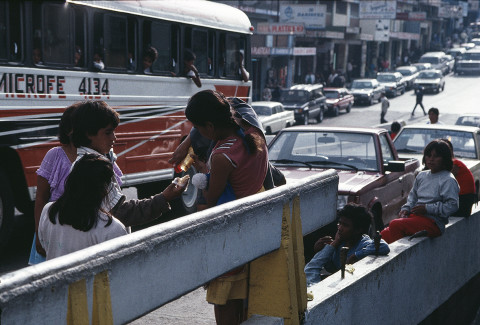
[304,211,480,325]
[0,170,338,325]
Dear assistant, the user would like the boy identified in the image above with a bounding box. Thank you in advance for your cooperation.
[304,203,390,286]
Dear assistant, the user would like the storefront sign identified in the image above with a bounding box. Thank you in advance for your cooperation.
[346,27,360,34]
[251,47,316,56]
[389,32,420,40]
[396,12,427,21]
[306,30,344,39]
[256,23,305,35]
[439,5,463,18]
[293,47,316,56]
[360,1,396,19]
[251,47,271,56]
[279,4,326,30]
[374,19,390,42]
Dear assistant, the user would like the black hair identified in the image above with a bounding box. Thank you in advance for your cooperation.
[71,101,120,148]
[428,107,439,116]
[144,46,158,62]
[184,49,196,62]
[337,203,372,235]
[185,90,263,154]
[391,121,401,133]
[48,154,114,231]
[58,104,78,144]
[422,139,453,171]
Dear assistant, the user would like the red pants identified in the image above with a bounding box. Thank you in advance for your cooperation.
[381,214,441,244]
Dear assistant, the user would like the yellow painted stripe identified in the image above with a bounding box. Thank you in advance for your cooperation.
[67,279,89,325]
[92,270,114,325]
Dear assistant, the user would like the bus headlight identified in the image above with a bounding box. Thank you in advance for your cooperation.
[337,195,348,210]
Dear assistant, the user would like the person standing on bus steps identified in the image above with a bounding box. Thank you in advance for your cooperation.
[71,101,186,228]
[184,90,268,325]
[182,49,202,88]
[38,154,128,260]
[143,46,158,74]
[411,86,426,116]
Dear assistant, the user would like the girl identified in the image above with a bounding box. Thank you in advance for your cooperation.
[38,154,127,260]
[381,140,459,243]
[185,90,268,325]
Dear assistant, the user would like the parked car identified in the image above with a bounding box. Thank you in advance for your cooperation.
[411,62,432,72]
[412,69,445,93]
[455,49,480,75]
[446,47,467,59]
[393,124,480,200]
[251,101,295,135]
[444,54,455,73]
[350,79,384,105]
[323,87,354,116]
[280,84,327,125]
[455,114,480,128]
[376,72,406,97]
[268,126,420,229]
[395,66,419,90]
[418,52,449,75]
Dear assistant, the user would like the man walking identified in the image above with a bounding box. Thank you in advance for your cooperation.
[411,86,426,116]
[380,93,390,124]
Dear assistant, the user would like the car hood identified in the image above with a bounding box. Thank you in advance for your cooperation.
[278,167,379,194]
[325,98,340,104]
[414,78,441,84]
[351,89,373,95]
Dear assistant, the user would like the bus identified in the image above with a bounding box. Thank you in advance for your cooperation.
[0,0,253,248]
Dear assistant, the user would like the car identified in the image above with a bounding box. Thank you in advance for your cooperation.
[471,38,480,47]
[445,47,467,59]
[455,114,480,128]
[376,72,406,97]
[418,52,449,75]
[251,101,295,135]
[460,42,476,51]
[411,62,432,72]
[268,126,420,229]
[280,84,327,125]
[455,49,480,75]
[393,124,480,201]
[323,87,354,116]
[412,69,445,93]
[349,79,384,105]
[395,66,419,90]
[444,54,455,73]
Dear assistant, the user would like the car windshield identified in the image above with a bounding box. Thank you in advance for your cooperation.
[418,71,441,79]
[462,52,480,60]
[324,91,339,99]
[269,131,379,171]
[252,105,272,116]
[351,81,373,89]
[280,90,309,103]
[394,128,477,159]
[377,75,396,82]
[397,69,412,76]
[419,57,440,64]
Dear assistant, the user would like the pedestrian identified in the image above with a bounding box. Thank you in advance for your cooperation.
[380,93,390,124]
[71,100,186,228]
[427,107,442,124]
[411,86,426,116]
[305,70,315,84]
[38,154,128,260]
[304,203,390,286]
[380,140,459,243]
[441,139,476,217]
[346,60,353,83]
[184,90,269,325]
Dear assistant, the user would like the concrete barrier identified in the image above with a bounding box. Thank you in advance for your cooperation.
[0,170,338,325]
[304,210,480,325]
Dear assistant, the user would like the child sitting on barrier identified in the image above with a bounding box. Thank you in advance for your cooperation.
[38,154,127,260]
[380,139,459,243]
[304,203,390,286]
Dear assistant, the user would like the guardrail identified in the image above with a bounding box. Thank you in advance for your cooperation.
[0,170,339,325]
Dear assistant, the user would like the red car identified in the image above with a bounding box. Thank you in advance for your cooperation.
[268,126,420,231]
[323,88,354,116]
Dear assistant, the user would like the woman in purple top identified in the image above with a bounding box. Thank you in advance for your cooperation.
[29,104,123,264]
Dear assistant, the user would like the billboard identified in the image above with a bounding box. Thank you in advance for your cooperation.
[279,4,326,30]
[360,1,397,19]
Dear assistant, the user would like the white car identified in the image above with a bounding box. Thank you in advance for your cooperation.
[251,101,295,135]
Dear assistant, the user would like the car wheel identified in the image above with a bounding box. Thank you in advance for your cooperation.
[316,108,324,123]
[442,84,445,92]
[333,106,339,117]
[0,169,15,251]
[346,102,352,113]
[265,126,272,135]
[171,166,199,215]
[303,112,309,125]
[369,96,374,106]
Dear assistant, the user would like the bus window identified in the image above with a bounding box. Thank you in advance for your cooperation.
[127,17,136,72]
[145,21,176,75]
[208,32,215,76]
[104,15,128,70]
[225,34,247,79]
[42,3,72,66]
[192,29,208,75]
[1,1,23,63]
[73,9,86,68]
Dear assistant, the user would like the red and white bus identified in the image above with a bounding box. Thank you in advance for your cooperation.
[0,0,252,248]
